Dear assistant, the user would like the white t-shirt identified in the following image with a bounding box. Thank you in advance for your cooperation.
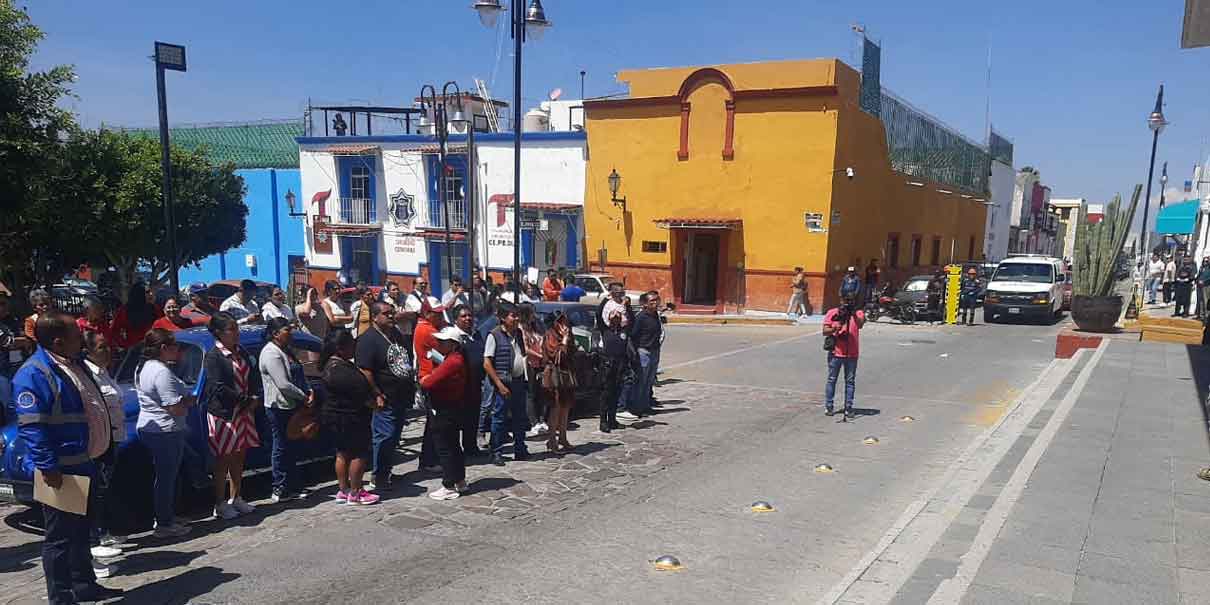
[1149,259,1165,278]
[262,301,296,322]
[220,293,255,322]
[485,332,527,378]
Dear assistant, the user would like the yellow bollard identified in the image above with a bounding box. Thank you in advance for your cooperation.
[945,265,961,325]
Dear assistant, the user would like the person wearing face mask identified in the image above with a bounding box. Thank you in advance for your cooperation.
[151,297,193,332]
[259,317,313,502]
[14,312,124,604]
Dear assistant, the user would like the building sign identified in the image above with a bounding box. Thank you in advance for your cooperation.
[388,188,416,227]
[312,217,334,254]
[485,195,516,270]
[382,233,423,275]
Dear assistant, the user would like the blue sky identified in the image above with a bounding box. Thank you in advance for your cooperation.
[23,0,1210,205]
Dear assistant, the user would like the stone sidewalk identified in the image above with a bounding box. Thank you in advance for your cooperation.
[886,338,1210,604]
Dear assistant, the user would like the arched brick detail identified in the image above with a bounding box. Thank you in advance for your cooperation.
[676,68,736,161]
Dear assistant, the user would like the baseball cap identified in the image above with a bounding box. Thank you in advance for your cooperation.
[188,283,207,294]
[433,326,463,342]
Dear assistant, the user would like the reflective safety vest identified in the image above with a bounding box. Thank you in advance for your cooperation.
[13,347,94,477]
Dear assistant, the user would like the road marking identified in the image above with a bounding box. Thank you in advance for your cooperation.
[809,351,1081,605]
[660,332,817,372]
[927,339,1109,604]
[680,381,1003,409]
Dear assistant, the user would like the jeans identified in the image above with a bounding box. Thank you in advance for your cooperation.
[525,366,546,427]
[633,348,660,415]
[90,446,117,542]
[1146,277,1160,303]
[266,407,297,494]
[825,353,858,411]
[371,401,408,482]
[616,363,636,412]
[478,377,494,433]
[490,377,529,456]
[599,357,626,429]
[42,473,97,604]
[431,406,466,489]
[139,430,185,527]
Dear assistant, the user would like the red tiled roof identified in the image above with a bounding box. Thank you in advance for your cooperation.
[318,144,379,155]
[653,217,742,229]
[487,194,581,212]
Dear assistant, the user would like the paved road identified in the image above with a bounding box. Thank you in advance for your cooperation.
[0,316,1068,604]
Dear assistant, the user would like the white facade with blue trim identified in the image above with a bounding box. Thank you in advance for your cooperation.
[297,131,586,296]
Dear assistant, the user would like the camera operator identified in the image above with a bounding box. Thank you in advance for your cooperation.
[0,292,32,412]
[822,293,866,420]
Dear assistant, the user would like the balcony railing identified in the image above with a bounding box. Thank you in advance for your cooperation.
[336,197,377,225]
[427,197,467,231]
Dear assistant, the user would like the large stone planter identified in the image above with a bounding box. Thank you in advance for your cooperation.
[1070,294,1122,332]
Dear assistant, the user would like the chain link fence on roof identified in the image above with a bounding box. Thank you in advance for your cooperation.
[877,88,990,194]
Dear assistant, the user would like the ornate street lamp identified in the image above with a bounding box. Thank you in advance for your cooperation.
[472,0,553,299]
[1139,84,1168,262]
[284,189,306,217]
[608,168,627,212]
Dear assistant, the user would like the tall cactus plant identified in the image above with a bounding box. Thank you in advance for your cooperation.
[1072,184,1142,297]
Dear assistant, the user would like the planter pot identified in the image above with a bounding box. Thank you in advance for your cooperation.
[1070,294,1123,332]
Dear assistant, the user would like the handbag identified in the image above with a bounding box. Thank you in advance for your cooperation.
[287,404,320,440]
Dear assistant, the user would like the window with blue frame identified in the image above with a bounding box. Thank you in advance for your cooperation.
[427,155,467,230]
[338,155,377,224]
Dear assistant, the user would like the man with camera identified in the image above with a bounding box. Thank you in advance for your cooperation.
[823,293,866,420]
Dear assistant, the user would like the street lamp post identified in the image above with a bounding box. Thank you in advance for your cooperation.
[154,41,187,295]
[472,0,552,301]
[420,83,467,293]
[1140,84,1168,264]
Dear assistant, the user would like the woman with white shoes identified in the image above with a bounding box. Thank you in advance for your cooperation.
[202,312,263,520]
[419,327,469,500]
[134,328,196,539]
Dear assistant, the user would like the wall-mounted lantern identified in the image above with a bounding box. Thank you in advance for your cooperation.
[608,168,627,212]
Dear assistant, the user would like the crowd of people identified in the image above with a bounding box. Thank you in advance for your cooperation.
[2,271,666,604]
[1143,251,1210,318]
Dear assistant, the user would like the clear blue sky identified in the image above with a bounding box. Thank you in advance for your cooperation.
[23,0,1210,205]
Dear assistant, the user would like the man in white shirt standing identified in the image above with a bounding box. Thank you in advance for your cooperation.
[220,280,262,324]
[261,287,296,322]
[1146,253,1164,304]
[1163,255,1177,305]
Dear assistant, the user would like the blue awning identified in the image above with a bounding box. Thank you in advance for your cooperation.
[1155,199,1200,235]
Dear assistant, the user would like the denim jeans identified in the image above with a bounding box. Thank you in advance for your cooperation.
[1146,277,1160,303]
[633,348,660,414]
[478,377,494,433]
[616,363,636,412]
[490,378,529,456]
[266,407,297,494]
[139,429,185,527]
[42,484,96,605]
[371,402,408,482]
[825,353,858,411]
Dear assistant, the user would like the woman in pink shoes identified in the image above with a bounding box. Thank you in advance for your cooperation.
[320,329,379,505]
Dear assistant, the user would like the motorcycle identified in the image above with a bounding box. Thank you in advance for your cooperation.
[865,284,917,324]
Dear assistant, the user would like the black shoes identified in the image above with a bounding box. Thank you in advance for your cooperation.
[825,409,836,417]
[844,409,855,420]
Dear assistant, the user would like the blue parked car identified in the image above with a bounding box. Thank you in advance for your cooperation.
[0,324,332,529]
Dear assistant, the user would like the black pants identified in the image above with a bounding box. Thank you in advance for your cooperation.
[1175,283,1192,316]
[460,396,480,453]
[417,390,439,468]
[431,407,466,489]
[92,446,118,541]
[599,357,625,430]
[42,481,97,605]
[1164,282,1174,303]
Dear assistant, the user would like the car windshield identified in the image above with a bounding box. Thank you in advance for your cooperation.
[993,263,1054,283]
[903,279,930,292]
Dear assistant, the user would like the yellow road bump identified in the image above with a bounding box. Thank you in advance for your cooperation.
[814,463,835,473]
[863,436,879,445]
[751,501,775,513]
[899,415,915,422]
[653,555,684,571]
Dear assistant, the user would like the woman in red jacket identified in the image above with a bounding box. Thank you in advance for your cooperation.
[419,327,468,501]
[112,282,163,349]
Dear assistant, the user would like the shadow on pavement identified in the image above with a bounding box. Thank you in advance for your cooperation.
[115,565,239,604]
[1184,345,1210,456]
[3,505,44,536]
[114,549,206,576]
[0,539,40,573]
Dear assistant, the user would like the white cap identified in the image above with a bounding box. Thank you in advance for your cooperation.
[433,326,463,342]
[499,291,518,303]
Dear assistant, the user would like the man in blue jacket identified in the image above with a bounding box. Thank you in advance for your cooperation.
[14,311,122,604]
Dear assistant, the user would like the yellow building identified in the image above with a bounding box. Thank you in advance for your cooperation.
[583,58,987,313]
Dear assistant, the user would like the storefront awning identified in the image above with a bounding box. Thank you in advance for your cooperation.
[1155,199,1200,235]
[653,217,742,230]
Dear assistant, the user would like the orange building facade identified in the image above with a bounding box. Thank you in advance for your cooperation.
[582,59,987,313]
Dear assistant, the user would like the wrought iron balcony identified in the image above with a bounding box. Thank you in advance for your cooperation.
[336,197,377,225]
[427,197,467,231]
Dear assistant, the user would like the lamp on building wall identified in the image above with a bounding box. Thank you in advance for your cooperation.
[284,189,306,217]
[608,168,627,212]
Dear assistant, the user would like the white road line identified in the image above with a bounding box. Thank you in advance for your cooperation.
[927,339,1109,604]
[809,351,1080,605]
[660,332,817,371]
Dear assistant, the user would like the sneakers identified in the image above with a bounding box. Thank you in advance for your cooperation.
[528,422,549,436]
[824,408,836,417]
[230,497,257,514]
[617,411,639,421]
[335,489,350,503]
[99,533,126,547]
[477,431,489,449]
[348,489,380,505]
[152,522,190,538]
[454,481,467,494]
[91,559,116,579]
[270,490,298,504]
[90,544,122,559]
[428,486,460,501]
[214,502,239,520]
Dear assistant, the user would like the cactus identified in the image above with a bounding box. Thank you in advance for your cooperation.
[1072,184,1142,297]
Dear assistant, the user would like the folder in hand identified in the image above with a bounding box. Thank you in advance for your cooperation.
[34,470,90,515]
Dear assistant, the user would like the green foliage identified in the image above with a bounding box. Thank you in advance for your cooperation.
[1072,185,1142,297]
[0,0,78,289]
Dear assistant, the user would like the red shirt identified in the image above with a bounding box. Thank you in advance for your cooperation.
[413,319,438,379]
[419,351,466,407]
[824,308,865,358]
[151,315,193,332]
[541,277,562,301]
[76,317,113,342]
[111,305,164,349]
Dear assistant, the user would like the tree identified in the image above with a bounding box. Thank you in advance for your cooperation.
[0,1,78,294]
[58,129,248,300]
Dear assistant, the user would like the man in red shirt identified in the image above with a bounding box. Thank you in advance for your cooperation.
[414,299,446,473]
[541,269,562,301]
[823,293,866,420]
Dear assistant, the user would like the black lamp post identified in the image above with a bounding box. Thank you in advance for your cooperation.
[473,0,552,300]
[608,168,627,212]
[1140,84,1168,263]
[284,189,306,217]
[154,41,186,295]
[420,83,467,293]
